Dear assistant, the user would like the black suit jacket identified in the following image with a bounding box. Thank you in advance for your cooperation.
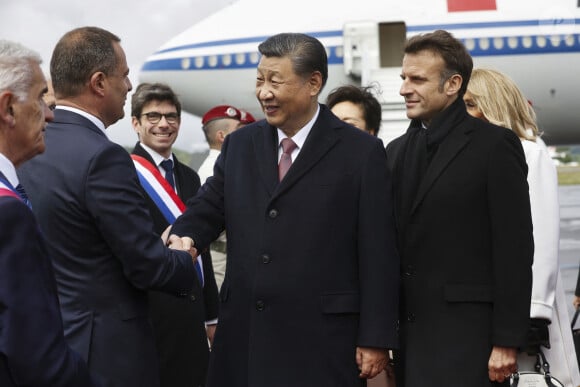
[171,105,400,387]
[0,172,95,387]
[386,99,534,387]
[18,109,197,387]
[132,142,219,387]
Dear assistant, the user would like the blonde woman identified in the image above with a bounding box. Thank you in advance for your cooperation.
[464,68,580,387]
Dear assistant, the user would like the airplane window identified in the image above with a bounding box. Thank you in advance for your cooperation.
[565,35,575,47]
[478,37,490,50]
[222,54,232,66]
[493,37,504,50]
[464,39,476,51]
[235,53,245,65]
[522,36,533,49]
[195,56,204,68]
[536,36,547,48]
[181,58,191,70]
[550,35,561,47]
[249,52,260,64]
[507,37,518,49]
[335,46,344,58]
[209,55,218,67]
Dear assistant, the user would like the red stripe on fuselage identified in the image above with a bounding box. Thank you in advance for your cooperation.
[447,0,496,12]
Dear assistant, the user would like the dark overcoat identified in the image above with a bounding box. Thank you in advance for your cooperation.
[171,105,400,387]
[386,100,534,387]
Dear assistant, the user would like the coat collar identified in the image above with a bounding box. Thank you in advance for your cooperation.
[409,98,473,214]
[251,104,342,199]
[51,108,107,138]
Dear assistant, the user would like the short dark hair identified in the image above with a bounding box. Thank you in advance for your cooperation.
[131,83,181,120]
[404,29,473,97]
[326,85,382,136]
[258,33,328,91]
[50,26,120,98]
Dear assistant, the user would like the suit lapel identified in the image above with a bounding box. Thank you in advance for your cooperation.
[252,121,279,197]
[251,106,341,199]
[272,107,340,200]
[410,125,471,214]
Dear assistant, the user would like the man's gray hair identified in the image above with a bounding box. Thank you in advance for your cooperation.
[0,40,42,102]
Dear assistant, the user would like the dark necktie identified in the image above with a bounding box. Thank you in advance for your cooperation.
[15,183,32,209]
[160,159,175,190]
[278,138,297,181]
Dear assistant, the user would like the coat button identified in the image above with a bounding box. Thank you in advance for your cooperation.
[190,294,196,301]
[268,209,278,218]
[404,264,414,276]
[406,313,416,322]
[262,254,271,264]
[256,300,265,311]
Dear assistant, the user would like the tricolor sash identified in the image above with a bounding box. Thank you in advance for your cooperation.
[0,178,29,207]
[132,155,204,287]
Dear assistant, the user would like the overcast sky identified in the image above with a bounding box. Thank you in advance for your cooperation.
[2,0,235,152]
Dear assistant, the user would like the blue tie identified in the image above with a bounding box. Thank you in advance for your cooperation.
[160,159,175,190]
[15,183,32,209]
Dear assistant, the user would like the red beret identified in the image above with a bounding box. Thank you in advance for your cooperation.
[202,105,242,125]
[239,110,256,124]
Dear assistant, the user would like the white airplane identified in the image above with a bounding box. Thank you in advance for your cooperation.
[139,0,580,145]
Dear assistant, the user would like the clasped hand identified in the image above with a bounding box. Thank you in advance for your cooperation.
[161,226,198,263]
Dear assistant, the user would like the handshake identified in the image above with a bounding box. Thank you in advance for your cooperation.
[161,226,198,264]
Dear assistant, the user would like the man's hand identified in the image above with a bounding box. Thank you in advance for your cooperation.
[356,347,388,379]
[167,234,198,263]
[206,324,217,347]
[488,346,517,383]
[161,225,172,244]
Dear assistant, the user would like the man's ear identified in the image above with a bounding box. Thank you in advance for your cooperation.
[131,116,141,134]
[0,91,16,127]
[89,72,107,97]
[308,71,323,96]
[446,74,463,96]
[216,130,226,144]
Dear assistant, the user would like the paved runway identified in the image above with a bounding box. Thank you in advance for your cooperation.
[558,185,580,318]
[369,184,580,387]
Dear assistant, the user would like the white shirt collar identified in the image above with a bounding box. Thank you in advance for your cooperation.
[0,152,18,187]
[139,142,174,166]
[56,105,107,135]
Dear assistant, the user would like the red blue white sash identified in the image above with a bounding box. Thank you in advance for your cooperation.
[0,178,26,204]
[131,155,204,286]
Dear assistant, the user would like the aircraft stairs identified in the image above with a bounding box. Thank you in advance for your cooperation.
[343,20,409,147]
[364,67,409,147]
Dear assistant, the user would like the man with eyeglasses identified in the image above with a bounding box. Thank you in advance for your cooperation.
[18,27,199,387]
[130,82,219,387]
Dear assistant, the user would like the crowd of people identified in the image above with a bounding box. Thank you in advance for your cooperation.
[0,24,578,387]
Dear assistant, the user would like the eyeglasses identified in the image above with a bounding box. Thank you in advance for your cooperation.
[141,112,180,124]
